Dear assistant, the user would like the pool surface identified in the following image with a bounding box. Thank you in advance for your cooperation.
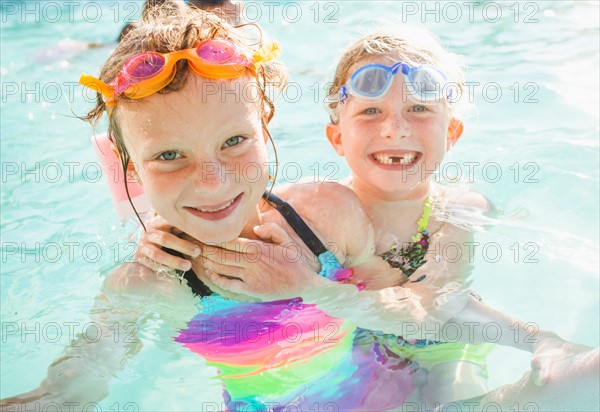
[1,1,599,410]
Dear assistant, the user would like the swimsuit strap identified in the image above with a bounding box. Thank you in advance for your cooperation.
[163,248,213,297]
[412,197,432,242]
[262,190,329,258]
[182,265,213,297]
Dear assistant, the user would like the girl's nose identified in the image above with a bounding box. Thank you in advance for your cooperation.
[191,160,225,193]
[381,112,410,140]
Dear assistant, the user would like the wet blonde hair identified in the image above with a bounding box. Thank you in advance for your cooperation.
[83,1,286,226]
[326,26,464,123]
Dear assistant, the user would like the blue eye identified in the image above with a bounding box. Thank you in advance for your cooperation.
[159,151,180,161]
[411,105,427,112]
[364,108,379,115]
[224,136,246,147]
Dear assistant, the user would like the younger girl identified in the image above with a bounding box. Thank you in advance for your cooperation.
[318,27,599,410]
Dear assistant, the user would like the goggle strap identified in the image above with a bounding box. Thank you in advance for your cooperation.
[339,85,348,104]
[253,41,281,66]
[80,73,115,102]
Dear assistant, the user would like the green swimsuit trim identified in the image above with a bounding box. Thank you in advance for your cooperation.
[380,197,431,278]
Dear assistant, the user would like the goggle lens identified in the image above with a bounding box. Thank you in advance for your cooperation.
[407,66,446,99]
[344,63,449,103]
[351,66,391,97]
[123,53,166,81]
[196,38,240,64]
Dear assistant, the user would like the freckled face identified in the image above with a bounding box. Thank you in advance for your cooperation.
[329,56,455,199]
[118,76,269,243]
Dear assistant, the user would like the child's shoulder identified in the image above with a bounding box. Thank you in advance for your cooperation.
[275,179,360,206]
[433,184,491,213]
[102,263,200,321]
[273,180,372,258]
[429,184,494,234]
[102,262,188,298]
[103,263,157,294]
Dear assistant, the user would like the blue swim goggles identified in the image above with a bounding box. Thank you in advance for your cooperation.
[325,62,454,120]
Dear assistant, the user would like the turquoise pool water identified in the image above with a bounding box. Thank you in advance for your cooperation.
[1,1,598,410]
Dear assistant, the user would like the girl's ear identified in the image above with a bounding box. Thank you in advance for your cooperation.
[111,144,141,185]
[326,122,345,156]
[127,161,141,185]
[446,118,464,150]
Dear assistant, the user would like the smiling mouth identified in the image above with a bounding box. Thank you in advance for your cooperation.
[184,193,243,221]
[370,151,422,167]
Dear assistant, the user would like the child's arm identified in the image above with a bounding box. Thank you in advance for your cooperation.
[0,319,140,407]
[201,209,591,379]
[396,206,593,384]
[0,270,142,407]
[443,348,599,412]
[0,263,196,408]
[446,296,595,383]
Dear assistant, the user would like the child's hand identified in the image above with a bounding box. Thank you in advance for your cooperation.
[134,216,201,273]
[1,388,45,410]
[531,331,594,386]
[199,223,322,300]
[0,385,77,410]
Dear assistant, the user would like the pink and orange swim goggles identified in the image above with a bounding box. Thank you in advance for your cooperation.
[79,38,280,106]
